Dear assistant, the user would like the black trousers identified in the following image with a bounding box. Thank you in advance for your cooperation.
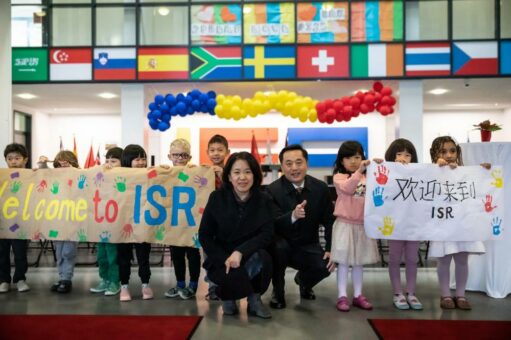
[117,243,151,285]
[0,239,28,284]
[169,246,201,283]
[270,238,330,297]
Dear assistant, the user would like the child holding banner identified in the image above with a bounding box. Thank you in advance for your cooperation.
[0,143,30,293]
[165,138,201,300]
[384,139,423,310]
[89,147,123,297]
[118,144,153,301]
[331,141,379,312]
[429,136,486,310]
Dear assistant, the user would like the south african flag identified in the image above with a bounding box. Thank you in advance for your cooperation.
[190,47,242,80]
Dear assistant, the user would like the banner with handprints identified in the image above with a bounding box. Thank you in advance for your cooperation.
[364,162,504,241]
[0,166,214,247]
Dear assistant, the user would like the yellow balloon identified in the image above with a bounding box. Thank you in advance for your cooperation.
[231,105,241,117]
[216,94,225,103]
[308,111,318,122]
[233,95,242,105]
[268,92,278,106]
[223,99,233,110]
[215,104,224,116]
[299,113,308,123]
[248,110,258,117]
[278,90,288,97]
[300,106,309,116]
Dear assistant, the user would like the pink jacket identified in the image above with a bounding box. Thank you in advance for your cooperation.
[333,171,366,224]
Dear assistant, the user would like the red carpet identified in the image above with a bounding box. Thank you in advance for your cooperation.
[369,319,511,340]
[0,315,202,340]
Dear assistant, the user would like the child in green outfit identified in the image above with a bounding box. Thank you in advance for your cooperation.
[90,147,123,296]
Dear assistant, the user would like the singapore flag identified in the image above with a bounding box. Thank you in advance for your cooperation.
[50,48,92,81]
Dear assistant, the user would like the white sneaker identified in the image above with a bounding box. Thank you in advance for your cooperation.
[16,280,30,292]
[0,282,9,293]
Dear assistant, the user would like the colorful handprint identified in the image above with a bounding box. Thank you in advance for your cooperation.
[490,169,503,188]
[10,181,22,193]
[17,230,28,240]
[77,229,87,242]
[491,217,502,236]
[36,180,48,192]
[378,216,395,236]
[99,231,112,243]
[374,165,389,185]
[193,233,201,248]
[155,225,166,241]
[94,172,105,187]
[50,182,59,194]
[121,224,133,239]
[482,194,497,213]
[77,174,87,189]
[193,175,208,188]
[372,187,384,207]
[114,177,127,192]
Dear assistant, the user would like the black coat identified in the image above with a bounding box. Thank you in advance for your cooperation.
[266,174,334,251]
[199,187,274,300]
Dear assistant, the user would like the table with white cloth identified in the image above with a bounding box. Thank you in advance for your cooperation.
[458,142,511,298]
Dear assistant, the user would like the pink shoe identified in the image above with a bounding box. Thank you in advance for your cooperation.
[142,286,154,300]
[120,287,131,302]
[336,296,350,312]
[352,295,373,310]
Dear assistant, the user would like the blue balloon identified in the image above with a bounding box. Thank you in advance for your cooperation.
[209,109,216,116]
[162,114,171,122]
[187,106,194,114]
[160,103,169,112]
[178,110,187,117]
[147,112,154,119]
[190,89,201,99]
[199,93,208,103]
[185,95,193,105]
[149,102,157,111]
[176,93,185,102]
[176,102,186,114]
[149,119,159,129]
[200,104,207,112]
[207,98,216,109]
[152,110,162,119]
[154,94,164,105]
[158,121,170,131]
[191,99,201,110]
[165,94,176,106]
[207,90,216,98]
[169,107,177,116]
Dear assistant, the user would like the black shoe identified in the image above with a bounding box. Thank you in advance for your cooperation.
[299,286,316,300]
[50,281,61,292]
[57,280,72,294]
[247,293,272,319]
[269,292,286,309]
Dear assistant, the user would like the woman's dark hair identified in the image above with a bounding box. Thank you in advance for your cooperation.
[429,136,463,165]
[385,138,418,163]
[222,152,263,190]
[333,141,366,175]
[278,144,308,163]
[53,150,79,168]
[121,144,147,168]
[106,147,123,160]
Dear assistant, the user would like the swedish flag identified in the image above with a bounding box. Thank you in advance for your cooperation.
[243,46,295,79]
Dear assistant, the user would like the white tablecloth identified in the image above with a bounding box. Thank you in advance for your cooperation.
[460,142,511,298]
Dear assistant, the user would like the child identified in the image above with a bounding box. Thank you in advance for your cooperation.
[0,143,30,293]
[429,136,486,310]
[384,139,423,310]
[205,134,229,300]
[50,150,80,293]
[118,144,153,301]
[331,141,379,312]
[165,139,201,300]
[89,147,123,296]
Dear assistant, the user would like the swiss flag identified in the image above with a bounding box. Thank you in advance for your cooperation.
[50,48,92,81]
[297,45,349,78]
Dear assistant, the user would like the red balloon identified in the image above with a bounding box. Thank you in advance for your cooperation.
[325,99,334,109]
[379,106,391,115]
[381,87,393,96]
[352,108,360,117]
[316,102,326,114]
[355,91,365,100]
[343,105,352,114]
[350,97,361,108]
[373,81,383,92]
[335,112,344,122]
[317,109,326,122]
[381,96,391,105]
[333,100,343,112]
[360,103,369,114]
[363,94,374,105]
[388,96,396,106]
[326,116,335,124]
[326,108,336,120]
[374,92,382,102]
[388,107,395,114]
[367,104,375,112]
[341,96,351,105]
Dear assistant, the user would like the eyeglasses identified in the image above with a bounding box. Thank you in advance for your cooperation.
[170,153,190,159]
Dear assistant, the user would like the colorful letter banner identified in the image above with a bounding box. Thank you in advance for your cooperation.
[351,0,403,42]
[243,3,295,44]
[191,5,242,45]
[12,48,48,82]
[297,2,349,43]
[364,163,504,241]
[0,167,214,247]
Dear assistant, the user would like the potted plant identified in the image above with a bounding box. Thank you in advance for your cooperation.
[473,120,502,142]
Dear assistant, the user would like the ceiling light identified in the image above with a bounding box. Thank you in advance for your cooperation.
[17,93,37,100]
[98,92,117,99]
[158,7,170,16]
[447,103,480,108]
[428,88,449,95]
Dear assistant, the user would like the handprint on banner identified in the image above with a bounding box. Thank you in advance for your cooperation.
[372,187,384,207]
[94,172,105,187]
[17,230,28,240]
[36,180,48,192]
[193,175,208,188]
[114,177,127,192]
[50,182,59,194]
[10,181,22,193]
[378,216,395,236]
[77,229,87,242]
[33,231,43,241]
[491,217,502,236]
[121,224,133,239]
[155,225,166,241]
[67,179,73,187]
[77,174,88,189]
[374,165,389,185]
[490,169,503,188]
[482,194,497,213]
[99,231,112,243]
[193,233,201,248]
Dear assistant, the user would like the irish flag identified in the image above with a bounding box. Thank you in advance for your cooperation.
[351,43,403,77]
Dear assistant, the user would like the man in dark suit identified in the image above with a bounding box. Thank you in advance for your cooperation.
[266,144,335,309]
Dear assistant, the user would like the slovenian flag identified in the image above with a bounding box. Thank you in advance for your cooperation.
[405,43,450,76]
[94,48,136,80]
[453,42,498,76]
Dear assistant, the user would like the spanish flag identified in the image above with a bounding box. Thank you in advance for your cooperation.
[138,48,189,80]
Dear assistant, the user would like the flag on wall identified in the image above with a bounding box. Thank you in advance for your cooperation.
[59,136,63,151]
[84,145,95,169]
[243,3,295,44]
[351,0,403,42]
[138,48,189,80]
[190,47,242,80]
[351,43,403,77]
[73,136,78,159]
[297,45,349,78]
[501,41,511,75]
[405,43,450,76]
[244,45,295,79]
[94,48,136,80]
[50,48,92,81]
[250,133,261,163]
[95,147,101,166]
[453,42,498,75]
